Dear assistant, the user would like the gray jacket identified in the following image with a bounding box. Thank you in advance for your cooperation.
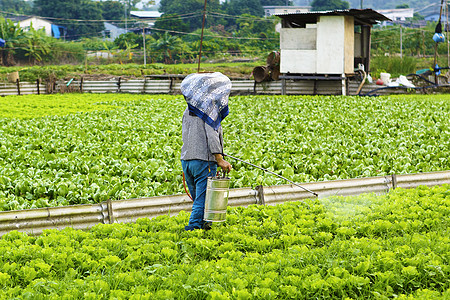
[180,108,223,162]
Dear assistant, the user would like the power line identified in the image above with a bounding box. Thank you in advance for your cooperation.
[1,8,279,42]
[1,9,275,25]
[208,11,278,23]
[148,26,278,41]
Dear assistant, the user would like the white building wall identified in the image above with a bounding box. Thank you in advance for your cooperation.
[316,16,346,74]
[280,49,317,73]
[280,27,317,74]
[17,17,53,36]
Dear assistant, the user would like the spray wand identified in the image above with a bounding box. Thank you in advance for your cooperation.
[224,154,318,197]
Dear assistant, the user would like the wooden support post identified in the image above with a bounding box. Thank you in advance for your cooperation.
[142,76,147,94]
[255,185,265,205]
[391,174,397,189]
[342,74,347,96]
[16,79,20,95]
[36,79,40,95]
[281,78,286,95]
[169,77,174,93]
[107,199,114,224]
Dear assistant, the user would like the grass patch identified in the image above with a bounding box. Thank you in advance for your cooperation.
[0,61,262,83]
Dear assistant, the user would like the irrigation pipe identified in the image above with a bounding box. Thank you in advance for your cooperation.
[224,153,318,197]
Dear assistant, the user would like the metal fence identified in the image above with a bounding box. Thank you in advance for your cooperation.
[0,78,407,97]
[0,170,448,237]
[0,80,46,96]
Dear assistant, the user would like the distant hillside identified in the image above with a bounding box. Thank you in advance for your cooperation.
[347,0,437,10]
[293,0,439,11]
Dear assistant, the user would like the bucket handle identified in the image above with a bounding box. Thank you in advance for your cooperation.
[215,170,229,179]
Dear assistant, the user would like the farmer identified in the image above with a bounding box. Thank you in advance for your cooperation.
[180,72,232,231]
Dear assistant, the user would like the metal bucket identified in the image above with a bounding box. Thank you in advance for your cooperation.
[204,176,230,222]
[253,66,270,83]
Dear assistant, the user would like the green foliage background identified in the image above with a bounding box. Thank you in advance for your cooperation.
[1,0,449,75]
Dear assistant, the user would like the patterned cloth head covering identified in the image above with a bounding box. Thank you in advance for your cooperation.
[181,72,232,130]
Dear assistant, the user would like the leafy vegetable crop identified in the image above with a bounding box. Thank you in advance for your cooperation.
[0,94,449,210]
[0,94,121,119]
[0,185,449,299]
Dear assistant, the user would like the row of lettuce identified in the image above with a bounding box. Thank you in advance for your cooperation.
[0,94,449,211]
[1,185,449,298]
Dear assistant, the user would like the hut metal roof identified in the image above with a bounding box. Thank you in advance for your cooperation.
[276,8,391,25]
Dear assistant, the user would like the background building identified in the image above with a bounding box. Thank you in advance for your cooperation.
[263,6,310,17]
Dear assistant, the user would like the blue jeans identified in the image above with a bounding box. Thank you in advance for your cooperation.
[182,159,217,230]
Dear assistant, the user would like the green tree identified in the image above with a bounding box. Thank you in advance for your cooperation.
[153,14,190,37]
[234,14,272,36]
[0,18,25,65]
[114,32,143,49]
[140,0,157,10]
[182,28,227,58]
[260,0,289,5]
[123,0,142,10]
[159,0,222,31]
[150,31,182,63]
[311,0,349,11]
[232,14,279,52]
[99,1,126,22]
[412,12,425,21]
[116,40,139,63]
[223,0,264,17]
[34,0,104,40]
[175,41,195,63]
[22,25,51,64]
[0,0,33,15]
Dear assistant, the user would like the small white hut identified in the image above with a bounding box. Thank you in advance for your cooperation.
[276,9,390,95]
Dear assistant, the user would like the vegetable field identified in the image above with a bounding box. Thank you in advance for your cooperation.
[1,185,449,299]
[0,94,449,211]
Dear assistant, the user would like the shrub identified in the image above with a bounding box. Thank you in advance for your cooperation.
[370,55,418,78]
